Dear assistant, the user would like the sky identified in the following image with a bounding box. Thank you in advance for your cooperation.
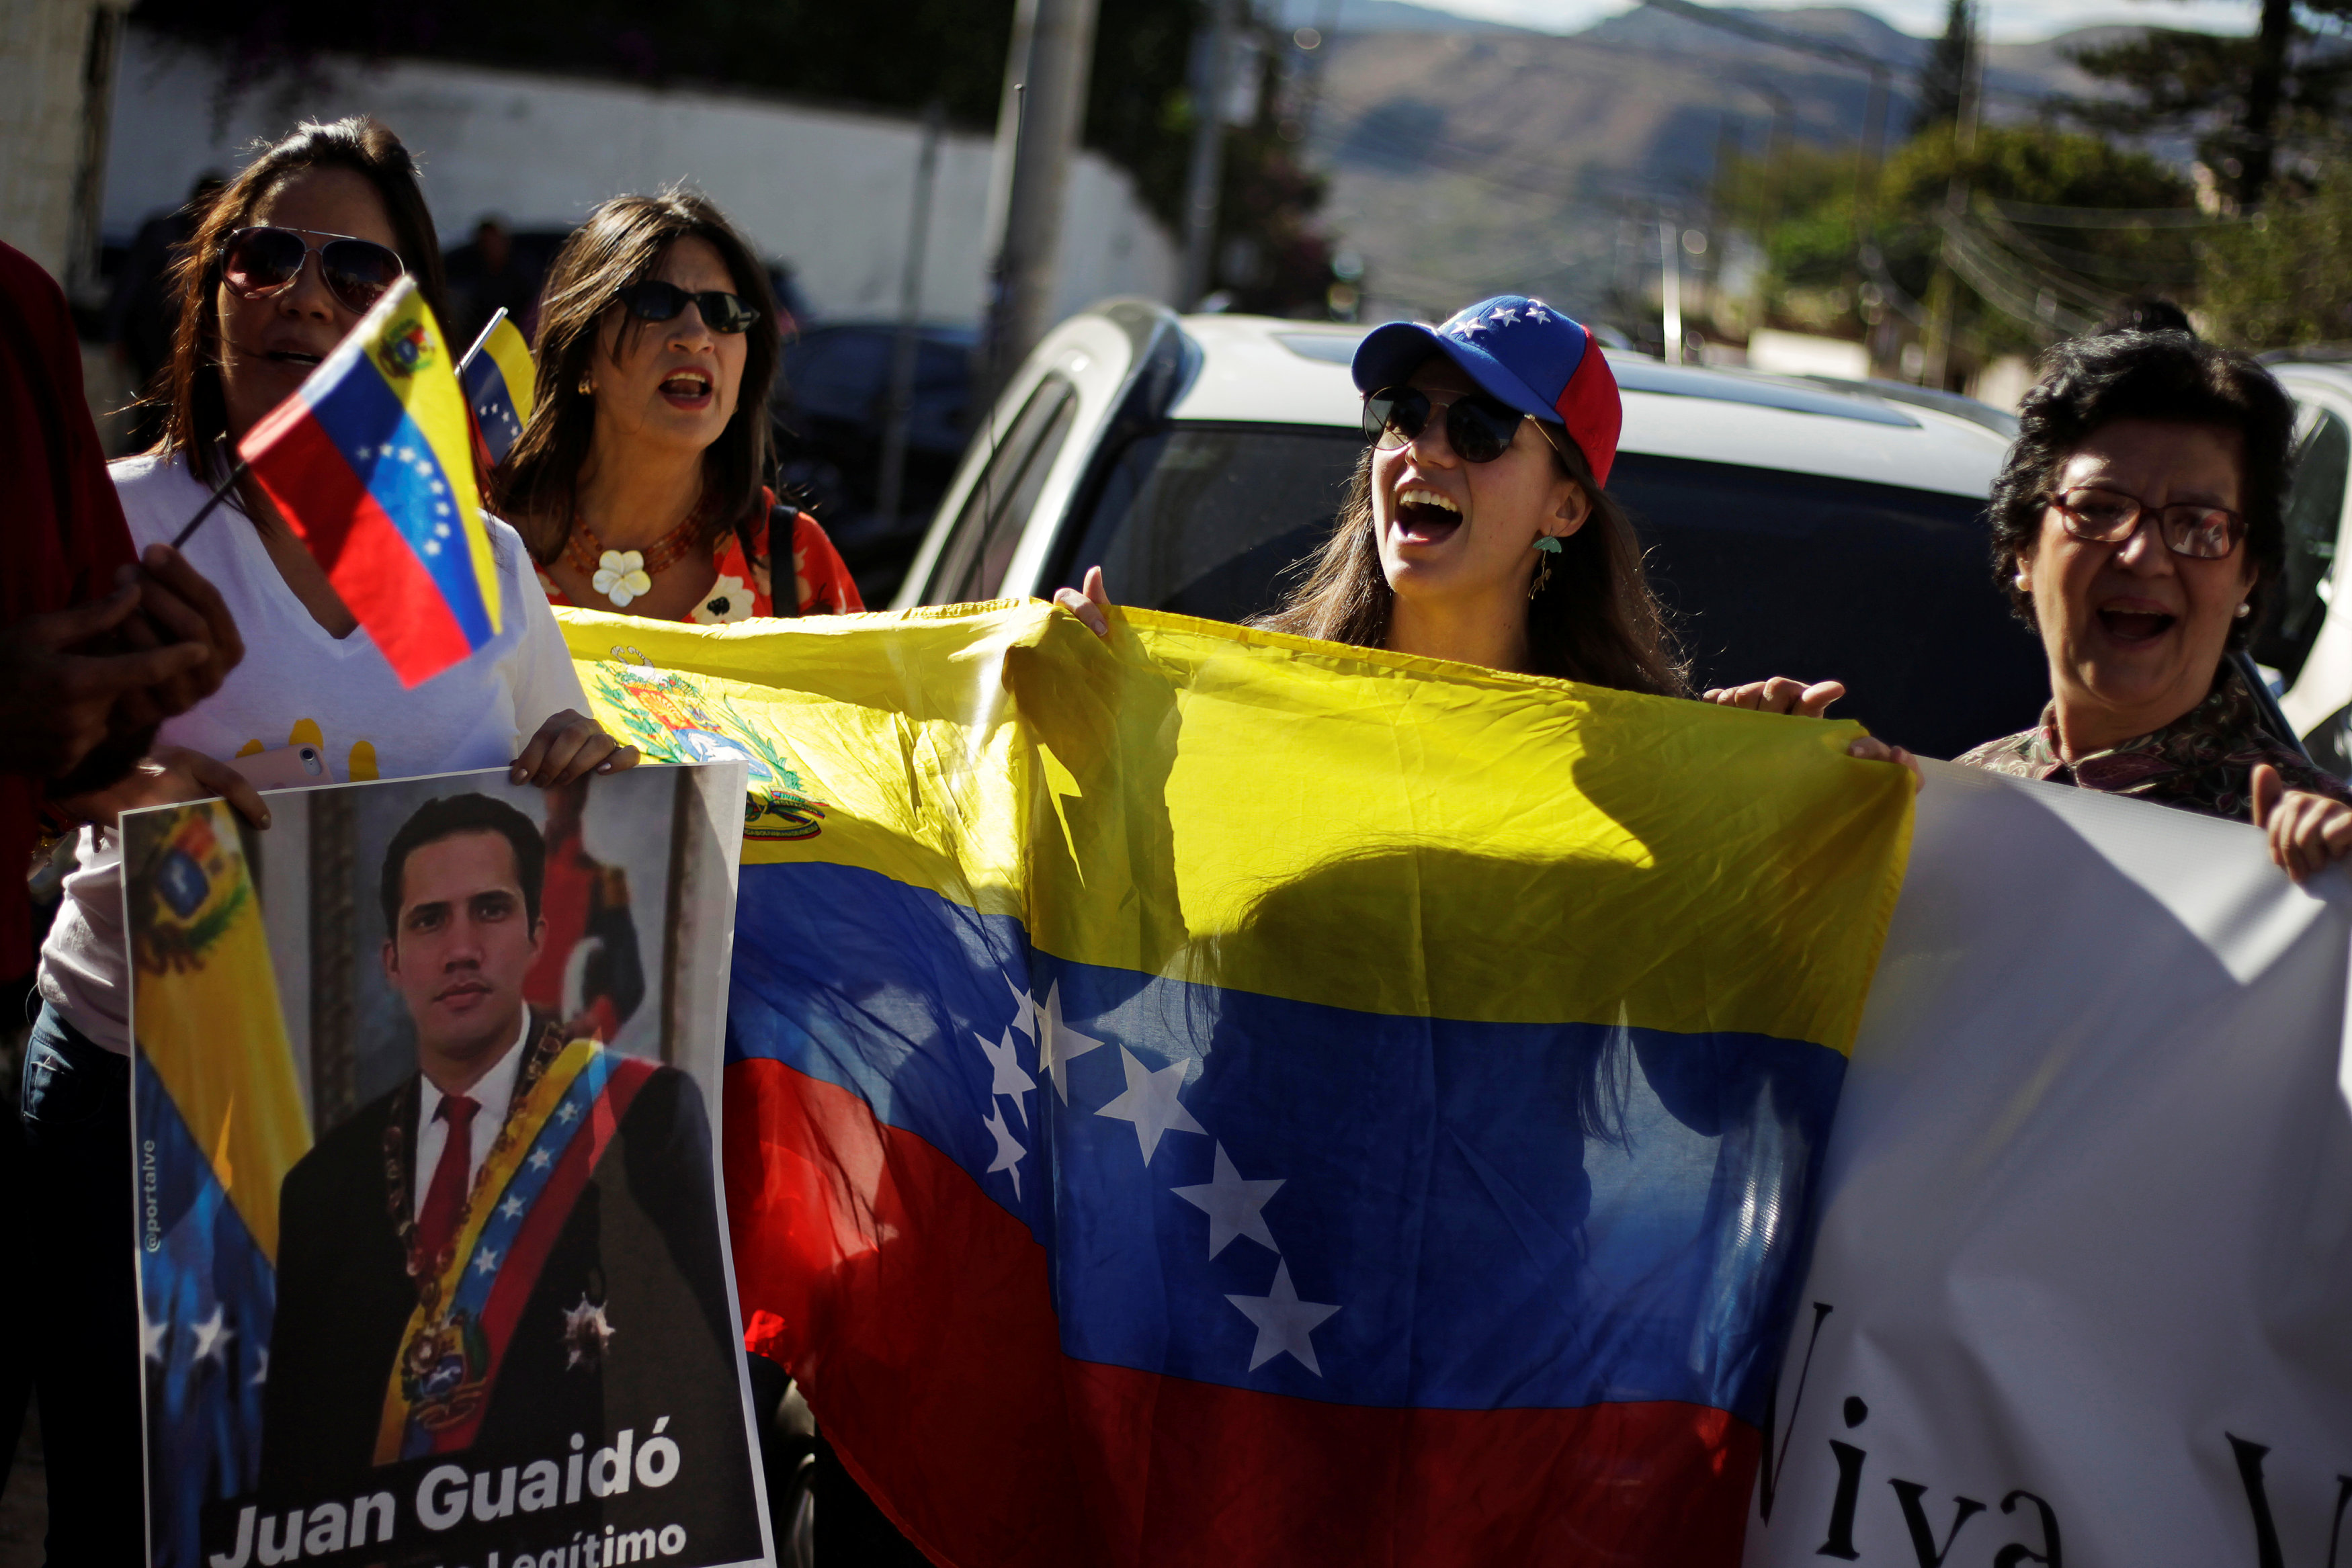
[1411,0,2256,44]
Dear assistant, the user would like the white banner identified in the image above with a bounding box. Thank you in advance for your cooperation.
[1747,760,2352,1568]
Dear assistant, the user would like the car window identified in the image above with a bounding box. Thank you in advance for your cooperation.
[1611,454,2046,761]
[1059,424,1366,623]
[927,374,1079,604]
[2257,404,2349,687]
[1058,427,2044,761]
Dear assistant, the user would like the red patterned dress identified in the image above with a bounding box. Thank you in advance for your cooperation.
[539,490,864,621]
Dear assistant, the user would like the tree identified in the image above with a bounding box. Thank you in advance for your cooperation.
[1913,0,1973,136]
[2064,0,2352,210]
[2199,166,2352,345]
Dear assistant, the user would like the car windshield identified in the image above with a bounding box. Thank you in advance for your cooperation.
[1056,424,2048,760]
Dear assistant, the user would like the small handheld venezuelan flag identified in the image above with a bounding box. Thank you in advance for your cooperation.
[459,306,536,467]
[239,275,505,687]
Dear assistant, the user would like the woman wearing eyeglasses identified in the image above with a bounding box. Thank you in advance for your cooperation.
[495,190,861,624]
[1954,331,2352,878]
[1059,296,1906,763]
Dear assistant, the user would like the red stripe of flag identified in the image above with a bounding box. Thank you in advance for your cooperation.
[241,398,476,686]
[724,1057,1757,1568]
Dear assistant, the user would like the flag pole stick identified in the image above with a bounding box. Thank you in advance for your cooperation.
[171,457,251,550]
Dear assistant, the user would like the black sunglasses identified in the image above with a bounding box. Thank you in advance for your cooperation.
[616,279,760,335]
[218,226,406,315]
[1363,386,1542,464]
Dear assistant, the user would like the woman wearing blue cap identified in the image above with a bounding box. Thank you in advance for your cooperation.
[1059,296,1907,766]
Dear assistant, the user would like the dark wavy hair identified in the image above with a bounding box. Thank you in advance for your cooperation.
[380,793,547,934]
[153,117,449,483]
[492,188,780,569]
[1251,417,1687,695]
[1989,331,2296,651]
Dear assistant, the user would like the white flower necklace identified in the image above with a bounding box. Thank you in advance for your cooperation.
[564,504,705,609]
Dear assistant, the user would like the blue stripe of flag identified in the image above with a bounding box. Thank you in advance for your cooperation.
[302,364,495,650]
[725,859,1843,1425]
[461,348,526,468]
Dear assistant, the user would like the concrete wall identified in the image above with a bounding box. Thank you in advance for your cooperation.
[99,26,1179,326]
[1,0,118,280]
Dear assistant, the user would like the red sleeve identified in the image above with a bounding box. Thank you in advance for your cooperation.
[0,242,139,976]
[790,512,865,615]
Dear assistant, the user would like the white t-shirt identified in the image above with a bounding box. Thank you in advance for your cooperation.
[38,451,591,1053]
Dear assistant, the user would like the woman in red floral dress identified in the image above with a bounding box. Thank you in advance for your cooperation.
[493,189,862,623]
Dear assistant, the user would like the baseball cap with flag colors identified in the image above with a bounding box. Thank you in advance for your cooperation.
[1351,295,1622,486]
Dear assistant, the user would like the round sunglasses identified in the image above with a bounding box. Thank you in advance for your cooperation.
[616,279,761,335]
[2048,485,2244,560]
[1363,386,1551,464]
[218,226,406,315]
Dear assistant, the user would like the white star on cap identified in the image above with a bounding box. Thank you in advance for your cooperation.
[1171,1143,1284,1258]
[1095,1045,1206,1164]
[982,1100,1027,1199]
[1490,306,1519,324]
[1524,303,1552,323]
[1225,1260,1340,1375]
[1037,981,1105,1103]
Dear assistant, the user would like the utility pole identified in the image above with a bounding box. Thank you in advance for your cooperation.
[1923,0,1980,391]
[1659,220,1683,363]
[876,100,942,532]
[1181,0,1239,310]
[980,0,1101,396]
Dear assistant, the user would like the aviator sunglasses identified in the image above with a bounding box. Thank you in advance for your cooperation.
[615,279,761,335]
[2048,485,2244,561]
[1363,386,1556,464]
[217,226,407,314]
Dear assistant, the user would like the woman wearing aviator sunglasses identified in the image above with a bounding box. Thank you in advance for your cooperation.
[1958,329,2352,875]
[496,189,862,624]
[1060,296,1904,767]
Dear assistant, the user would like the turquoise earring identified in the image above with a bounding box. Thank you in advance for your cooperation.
[1529,535,1561,598]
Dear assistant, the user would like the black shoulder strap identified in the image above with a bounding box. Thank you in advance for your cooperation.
[765,503,802,618]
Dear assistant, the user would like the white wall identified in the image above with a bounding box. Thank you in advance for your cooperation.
[100,25,1179,327]
[2,0,117,279]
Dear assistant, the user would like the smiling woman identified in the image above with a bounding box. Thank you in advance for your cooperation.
[1957,328,2352,877]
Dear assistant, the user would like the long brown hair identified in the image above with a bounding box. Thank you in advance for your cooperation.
[153,116,450,483]
[1252,423,1688,695]
[493,189,780,567]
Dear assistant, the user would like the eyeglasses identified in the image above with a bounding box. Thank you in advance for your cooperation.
[2048,485,2244,561]
[1363,386,1550,464]
[218,226,406,314]
[615,279,761,335]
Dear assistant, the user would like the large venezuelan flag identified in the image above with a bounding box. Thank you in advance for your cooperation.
[122,799,312,1568]
[564,599,1914,1567]
[240,275,503,687]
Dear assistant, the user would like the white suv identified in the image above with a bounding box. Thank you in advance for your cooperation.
[895,303,2324,763]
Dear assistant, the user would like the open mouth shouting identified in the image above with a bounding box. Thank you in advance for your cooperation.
[1394,486,1463,546]
[659,367,716,410]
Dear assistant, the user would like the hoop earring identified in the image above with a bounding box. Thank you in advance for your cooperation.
[577,376,595,397]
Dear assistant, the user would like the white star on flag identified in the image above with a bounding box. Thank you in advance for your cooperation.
[1171,1143,1284,1258]
[250,1347,269,1387]
[982,1101,1027,1199]
[192,1304,234,1367]
[976,1028,1038,1127]
[556,1102,579,1123]
[473,1247,501,1274]
[1005,974,1037,1039]
[1225,1260,1341,1375]
[528,1147,552,1170]
[500,1194,526,1221]
[1095,1046,1206,1164]
[140,1313,170,1364]
[1037,982,1105,1103]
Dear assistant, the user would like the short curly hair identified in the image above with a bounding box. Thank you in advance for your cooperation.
[1988,331,2296,651]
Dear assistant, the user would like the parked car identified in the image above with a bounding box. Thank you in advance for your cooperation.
[773,320,976,603]
[898,303,2335,765]
[2255,358,2352,773]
